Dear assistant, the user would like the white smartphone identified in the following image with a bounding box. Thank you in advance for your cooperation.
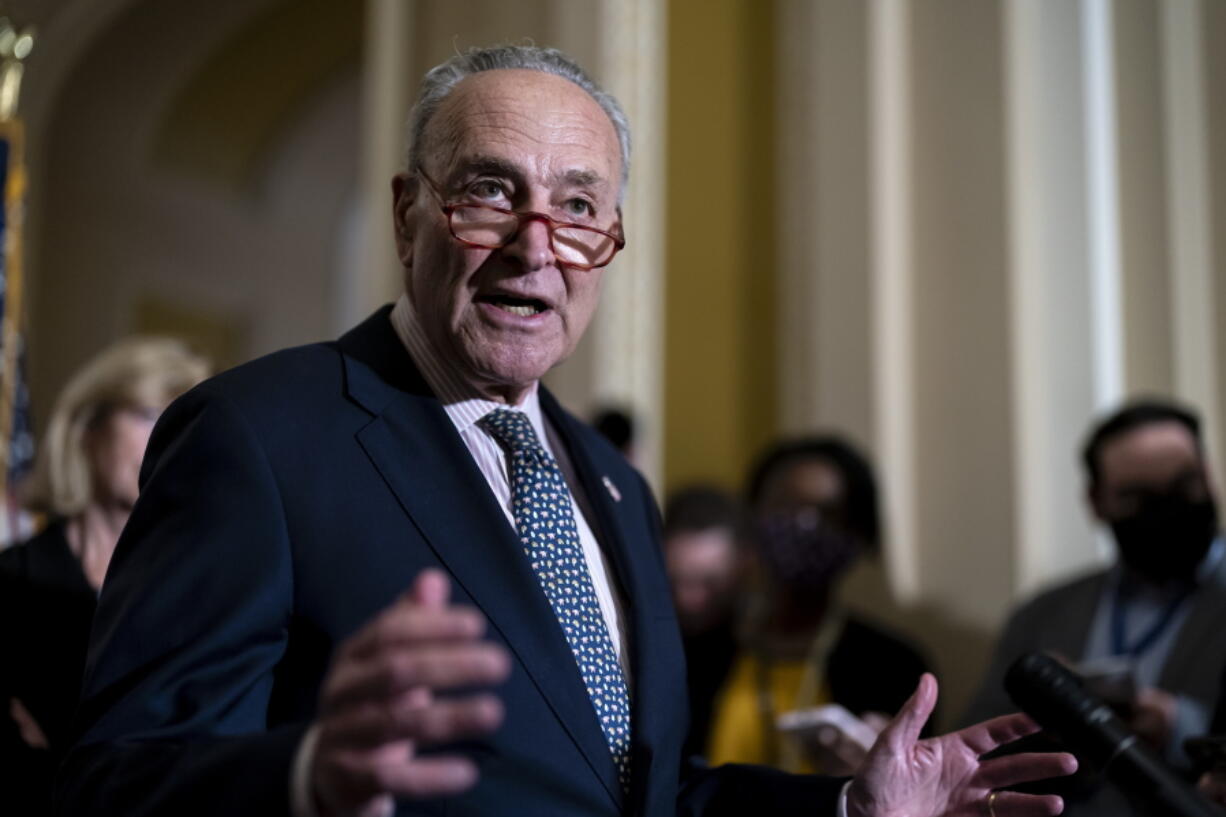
[776,703,879,752]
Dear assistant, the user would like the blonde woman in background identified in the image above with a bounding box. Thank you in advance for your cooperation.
[0,337,208,816]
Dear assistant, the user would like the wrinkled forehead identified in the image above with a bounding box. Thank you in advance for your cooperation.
[421,69,622,189]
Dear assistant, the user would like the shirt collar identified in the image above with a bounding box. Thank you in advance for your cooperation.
[389,294,548,441]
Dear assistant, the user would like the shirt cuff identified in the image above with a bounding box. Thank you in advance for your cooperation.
[291,725,323,817]
[290,726,396,817]
[837,779,851,817]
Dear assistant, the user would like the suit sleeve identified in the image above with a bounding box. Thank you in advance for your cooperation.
[678,762,847,817]
[54,385,304,817]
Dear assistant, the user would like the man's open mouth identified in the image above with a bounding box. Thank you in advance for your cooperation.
[479,294,549,317]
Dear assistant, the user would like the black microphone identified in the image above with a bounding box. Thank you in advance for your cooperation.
[1004,651,1222,817]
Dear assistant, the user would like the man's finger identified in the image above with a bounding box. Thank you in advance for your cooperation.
[1199,770,1226,806]
[324,693,505,749]
[408,568,452,609]
[325,643,511,711]
[322,749,482,803]
[957,712,1042,756]
[972,752,1078,790]
[9,697,49,749]
[376,755,483,799]
[880,672,937,751]
[344,605,488,660]
[978,790,1065,817]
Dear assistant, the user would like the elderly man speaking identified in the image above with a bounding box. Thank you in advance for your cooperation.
[55,46,1073,817]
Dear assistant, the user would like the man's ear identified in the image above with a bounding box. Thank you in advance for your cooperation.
[391,172,418,267]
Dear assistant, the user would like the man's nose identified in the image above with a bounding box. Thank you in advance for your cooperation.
[501,215,556,271]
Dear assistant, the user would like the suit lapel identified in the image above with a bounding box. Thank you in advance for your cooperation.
[540,391,643,649]
[337,313,623,810]
[1158,555,1226,693]
[542,392,675,810]
[1064,574,1109,659]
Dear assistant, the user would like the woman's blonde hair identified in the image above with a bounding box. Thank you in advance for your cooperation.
[24,337,210,516]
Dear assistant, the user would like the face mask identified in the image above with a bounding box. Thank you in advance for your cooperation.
[1110,493,1218,584]
[755,507,859,595]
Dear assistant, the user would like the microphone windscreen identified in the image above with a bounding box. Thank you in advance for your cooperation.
[1005,651,1223,817]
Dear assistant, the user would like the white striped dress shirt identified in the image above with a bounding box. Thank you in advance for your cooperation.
[388,294,630,672]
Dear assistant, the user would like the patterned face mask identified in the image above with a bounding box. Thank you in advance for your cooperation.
[755,507,859,595]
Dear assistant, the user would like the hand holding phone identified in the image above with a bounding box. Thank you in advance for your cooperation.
[777,704,881,774]
[1190,736,1226,808]
[1187,735,1226,772]
[1075,656,1137,706]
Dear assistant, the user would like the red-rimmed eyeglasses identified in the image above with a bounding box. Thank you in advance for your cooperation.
[417,170,626,271]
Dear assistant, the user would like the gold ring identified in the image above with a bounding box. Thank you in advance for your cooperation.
[987,790,1000,817]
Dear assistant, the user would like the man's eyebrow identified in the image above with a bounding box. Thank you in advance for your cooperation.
[451,156,523,181]
[555,168,606,189]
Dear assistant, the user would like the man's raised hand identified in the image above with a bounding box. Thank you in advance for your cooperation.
[846,674,1078,817]
[311,569,511,817]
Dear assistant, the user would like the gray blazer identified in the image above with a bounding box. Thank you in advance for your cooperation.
[961,553,1226,816]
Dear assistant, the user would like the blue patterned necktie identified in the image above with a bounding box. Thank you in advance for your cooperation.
[478,408,632,788]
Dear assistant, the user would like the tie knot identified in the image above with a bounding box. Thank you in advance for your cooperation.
[478,408,542,453]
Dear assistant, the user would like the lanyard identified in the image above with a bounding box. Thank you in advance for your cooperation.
[1110,583,1189,658]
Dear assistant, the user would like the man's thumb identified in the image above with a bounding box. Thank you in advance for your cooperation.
[881,673,937,750]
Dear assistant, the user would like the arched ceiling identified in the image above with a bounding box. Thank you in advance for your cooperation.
[3,0,72,28]
[151,0,362,191]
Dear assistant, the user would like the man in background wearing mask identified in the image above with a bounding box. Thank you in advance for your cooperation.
[963,399,1226,815]
[706,436,932,775]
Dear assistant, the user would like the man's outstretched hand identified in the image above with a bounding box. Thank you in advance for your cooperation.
[846,674,1078,817]
[310,569,512,817]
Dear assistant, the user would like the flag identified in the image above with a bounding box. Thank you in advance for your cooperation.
[0,117,35,544]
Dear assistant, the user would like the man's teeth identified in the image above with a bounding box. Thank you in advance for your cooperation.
[503,302,541,316]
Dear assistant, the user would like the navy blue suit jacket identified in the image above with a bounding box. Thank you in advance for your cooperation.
[55,308,844,816]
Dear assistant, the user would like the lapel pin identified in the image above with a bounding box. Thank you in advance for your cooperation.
[602,475,622,503]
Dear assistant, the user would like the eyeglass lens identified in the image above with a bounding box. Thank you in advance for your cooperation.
[450,205,617,267]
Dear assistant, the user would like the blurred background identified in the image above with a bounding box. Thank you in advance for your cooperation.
[5,0,1226,723]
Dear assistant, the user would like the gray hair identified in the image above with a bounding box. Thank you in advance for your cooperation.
[406,44,632,196]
